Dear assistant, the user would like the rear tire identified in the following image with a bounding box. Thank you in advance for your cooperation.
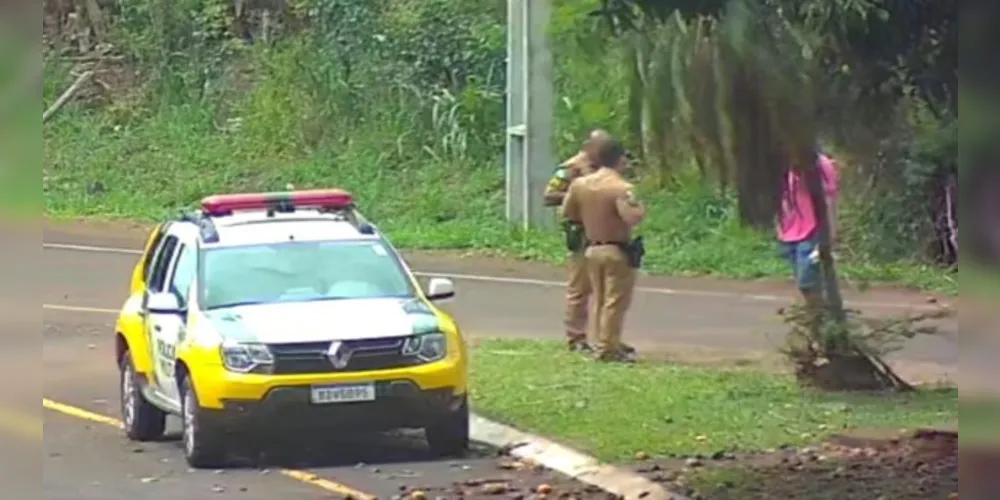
[180,376,227,468]
[119,352,166,441]
[425,396,470,457]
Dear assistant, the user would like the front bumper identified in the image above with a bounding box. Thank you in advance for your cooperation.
[187,351,467,432]
[201,380,464,432]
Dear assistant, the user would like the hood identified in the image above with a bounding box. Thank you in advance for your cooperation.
[205,297,441,344]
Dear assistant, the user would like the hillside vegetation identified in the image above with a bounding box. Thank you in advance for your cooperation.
[42,0,958,293]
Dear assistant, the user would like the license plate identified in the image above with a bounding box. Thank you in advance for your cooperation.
[309,383,376,404]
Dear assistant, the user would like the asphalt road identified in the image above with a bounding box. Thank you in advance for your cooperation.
[39,308,598,499]
[41,220,960,368]
[32,222,603,499]
[29,220,967,499]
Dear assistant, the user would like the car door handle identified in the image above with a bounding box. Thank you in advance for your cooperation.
[153,325,162,333]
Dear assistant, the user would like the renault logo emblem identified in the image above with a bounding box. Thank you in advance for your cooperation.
[326,341,351,369]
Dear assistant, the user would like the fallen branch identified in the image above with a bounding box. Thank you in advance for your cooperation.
[60,54,125,63]
[42,70,93,124]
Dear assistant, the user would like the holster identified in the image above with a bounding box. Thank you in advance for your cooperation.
[616,236,645,269]
[562,221,585,253]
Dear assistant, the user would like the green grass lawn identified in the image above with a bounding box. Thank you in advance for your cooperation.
[469,339,958,462]
[41,113,956,294]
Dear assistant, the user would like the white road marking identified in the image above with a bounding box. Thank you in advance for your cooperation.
[43,242,142,255]
[41,242,937,310]
[43,304,118,314]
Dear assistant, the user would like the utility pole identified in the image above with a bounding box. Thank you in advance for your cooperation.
[505,0,554,230]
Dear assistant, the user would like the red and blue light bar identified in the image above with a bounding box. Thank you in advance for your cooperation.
[200,189,354,217]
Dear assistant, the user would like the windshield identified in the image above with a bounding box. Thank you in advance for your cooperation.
[200,240,415,310]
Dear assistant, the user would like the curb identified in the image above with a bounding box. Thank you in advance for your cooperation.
[470,414,690,500]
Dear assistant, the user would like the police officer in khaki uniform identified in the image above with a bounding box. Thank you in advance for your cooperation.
[544,129,611,351]
[561,139,646,362]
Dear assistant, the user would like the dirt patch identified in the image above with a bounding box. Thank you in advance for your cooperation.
[634,428,960,500]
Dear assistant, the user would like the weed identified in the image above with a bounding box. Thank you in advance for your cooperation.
[778,303,955,391]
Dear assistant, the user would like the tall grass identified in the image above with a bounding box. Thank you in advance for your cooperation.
[40,0,955,292]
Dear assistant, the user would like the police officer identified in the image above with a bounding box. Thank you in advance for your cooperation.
[560,139,646,362]
[544,129,611,351]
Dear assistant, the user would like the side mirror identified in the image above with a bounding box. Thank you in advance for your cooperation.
[146,292,185,314]
[425,277,456,302]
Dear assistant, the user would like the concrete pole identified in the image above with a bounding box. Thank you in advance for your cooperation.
[505,0,554,230]
[525,0,554,230]
[505,0,526,224]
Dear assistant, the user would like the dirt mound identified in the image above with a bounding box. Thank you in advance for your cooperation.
[639,428,960,500]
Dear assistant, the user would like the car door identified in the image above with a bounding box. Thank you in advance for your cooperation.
[142,234,182,402]
[130,222,169,295]
[154,242,197,403]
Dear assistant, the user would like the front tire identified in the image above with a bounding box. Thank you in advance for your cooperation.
[119,351,166,441]
[425,396,470,457]
[180,376,227,468]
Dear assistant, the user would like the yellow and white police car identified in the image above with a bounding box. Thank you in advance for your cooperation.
[113,189,469,467]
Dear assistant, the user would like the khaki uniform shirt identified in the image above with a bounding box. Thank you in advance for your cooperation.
[543,151,595,207]
[560,168,642,244]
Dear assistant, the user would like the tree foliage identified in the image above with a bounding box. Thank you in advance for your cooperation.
[42,0,965,280]
[591,0,958,389]
[598,0,956,119]
[593,0,958,262]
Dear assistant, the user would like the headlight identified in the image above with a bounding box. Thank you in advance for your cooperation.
[401,332,447,363]
[220,341,274,374]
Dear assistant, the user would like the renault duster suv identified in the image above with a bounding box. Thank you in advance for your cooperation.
[114,189,469,468]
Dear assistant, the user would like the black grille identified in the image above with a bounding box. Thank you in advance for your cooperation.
[269,337,420,374]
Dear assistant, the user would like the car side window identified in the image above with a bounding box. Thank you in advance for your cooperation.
[169,244,196,307]
[148,236,180,294]
[142,225,169,286]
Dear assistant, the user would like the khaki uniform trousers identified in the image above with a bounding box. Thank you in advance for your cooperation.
[585,244,637,356]
[564,251,590,339]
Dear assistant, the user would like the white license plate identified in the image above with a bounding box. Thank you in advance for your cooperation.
[309,383,376,404]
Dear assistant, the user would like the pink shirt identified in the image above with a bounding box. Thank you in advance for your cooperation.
[777,154,840,243]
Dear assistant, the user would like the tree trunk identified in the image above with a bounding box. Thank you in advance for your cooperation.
[81,0,107,44]
[637,35,659,179]
[801,160,845,321]
[626,39,644,163]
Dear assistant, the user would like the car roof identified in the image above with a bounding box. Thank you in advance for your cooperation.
[177,209,381,249]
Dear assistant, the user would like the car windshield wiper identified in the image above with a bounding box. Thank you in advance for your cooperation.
[206,300,268,310]
[296,294,411,303]
[294,296,352,303]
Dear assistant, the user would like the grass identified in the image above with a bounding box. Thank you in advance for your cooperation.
[959,399,1000,446]
[40,14,956,295]
[0,33,39,219]
[469,339,958,462]
[41,102,957,294]
[961,263,1000,298]
[0,104,38,218]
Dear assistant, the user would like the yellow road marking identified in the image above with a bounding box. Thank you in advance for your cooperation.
[278,469,376,499]
[0,408,42,440]
[43,398,123,428]
[42,398,376,499]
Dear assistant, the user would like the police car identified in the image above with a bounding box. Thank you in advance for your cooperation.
[113,189,469,467]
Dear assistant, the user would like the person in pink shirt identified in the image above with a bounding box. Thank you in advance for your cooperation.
[777,150,840,305]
